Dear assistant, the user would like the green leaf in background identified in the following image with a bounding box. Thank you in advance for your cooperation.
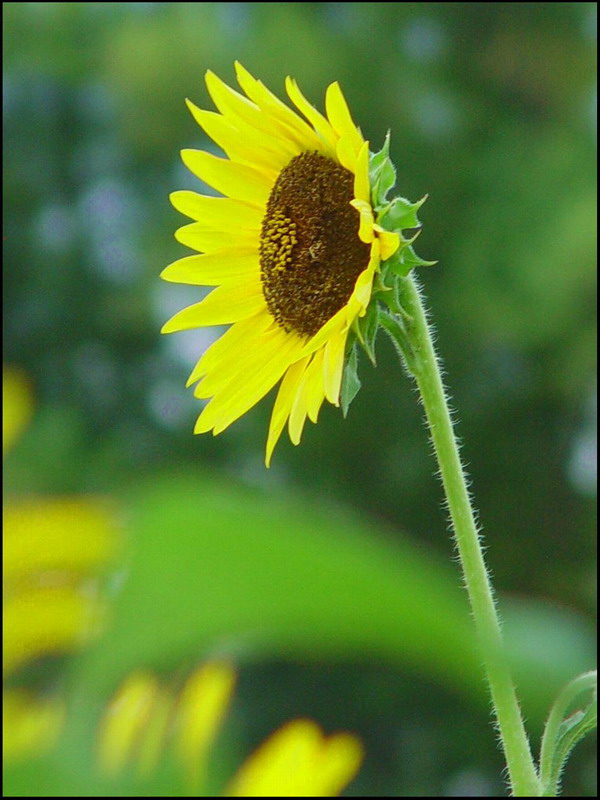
[52,470,481,789]
[5,472,596,797]
[77,471,481,693]
[68,471,594,724]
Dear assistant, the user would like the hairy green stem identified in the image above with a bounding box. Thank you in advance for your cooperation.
[395,273,542,797]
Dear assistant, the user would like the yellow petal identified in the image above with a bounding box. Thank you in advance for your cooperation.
[161,279,265,333]
[350,198,375,244]
[351,268,375,314]
[335,134,358,173]
[227,719,321,797]
[97,672,160,777]
[312,732,364,797]
[197,333,304,435]
[195,327,305,435]
[374,225,400,260]
[193,322,284,399]
[205,69,262,120]
[170,191,263,229]
[288,362,315,446]
[300,307,347,359]
[227,719,363,797]
[353,140,371,204]
[185,100,293,176]
[350,240,379,315]
[234,62,325,153]
[174,221,258,253]
[205,70,303,149]
[325,82,364,157]
[161,250,259,287]
[357,213,375,244]
[284,77,338,154]
[186,309,273,387]
[3,367,33,457]
[181,149,272,206]
[304,348,326,424]
[265,356,310,467]
[323,328,349,406]
[175,662,236,789]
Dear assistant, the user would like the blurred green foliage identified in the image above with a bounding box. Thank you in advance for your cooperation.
[3,2,596,796]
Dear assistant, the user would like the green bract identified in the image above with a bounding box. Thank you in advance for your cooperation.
[343,136,435,416]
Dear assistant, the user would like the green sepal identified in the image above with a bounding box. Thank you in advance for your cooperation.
[378,277,403,315]
[379,195,428,231]
[369,135,435,278]
[353,300,380,365]
[340,343,361,418]
[360,138,435,360]
[369,132,396,208]
[385,241,438,279]
[372,271,394,296]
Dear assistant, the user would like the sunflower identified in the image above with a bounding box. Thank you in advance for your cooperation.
[98,661,363,796]
[161,62,400,465]
[3,366,117,762]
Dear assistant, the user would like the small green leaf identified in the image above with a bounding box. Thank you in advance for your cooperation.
[354,302,380,364]
[369,133,396,207]
[380,195,428,231]
[378,277,403,314]
[379,310,417,376]
[383,249,411,279]
[340,344,361,418]
[372,271,393,295]
[387,244,437,278]
[376,160,396,206]
[369,131,390,183]
[539,670,597,796]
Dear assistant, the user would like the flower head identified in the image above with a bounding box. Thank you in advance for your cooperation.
[162,63,403,465]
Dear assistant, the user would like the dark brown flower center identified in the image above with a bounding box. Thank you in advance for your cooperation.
[259,152,371,338]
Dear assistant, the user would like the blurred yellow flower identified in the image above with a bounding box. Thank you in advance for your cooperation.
[162,62,399,465]
[2,366,33,456]
[3,366,117,761]
[98,662,362,797]
[226,718,363,798]
[98,671,164,777]
[98,662,236,782]
[3,689,65,763]
[176,660,237,787]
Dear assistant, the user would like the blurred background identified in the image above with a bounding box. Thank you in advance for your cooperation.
[3,2,596,796]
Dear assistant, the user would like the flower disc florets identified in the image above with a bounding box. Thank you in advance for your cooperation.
[260,152,371,338]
